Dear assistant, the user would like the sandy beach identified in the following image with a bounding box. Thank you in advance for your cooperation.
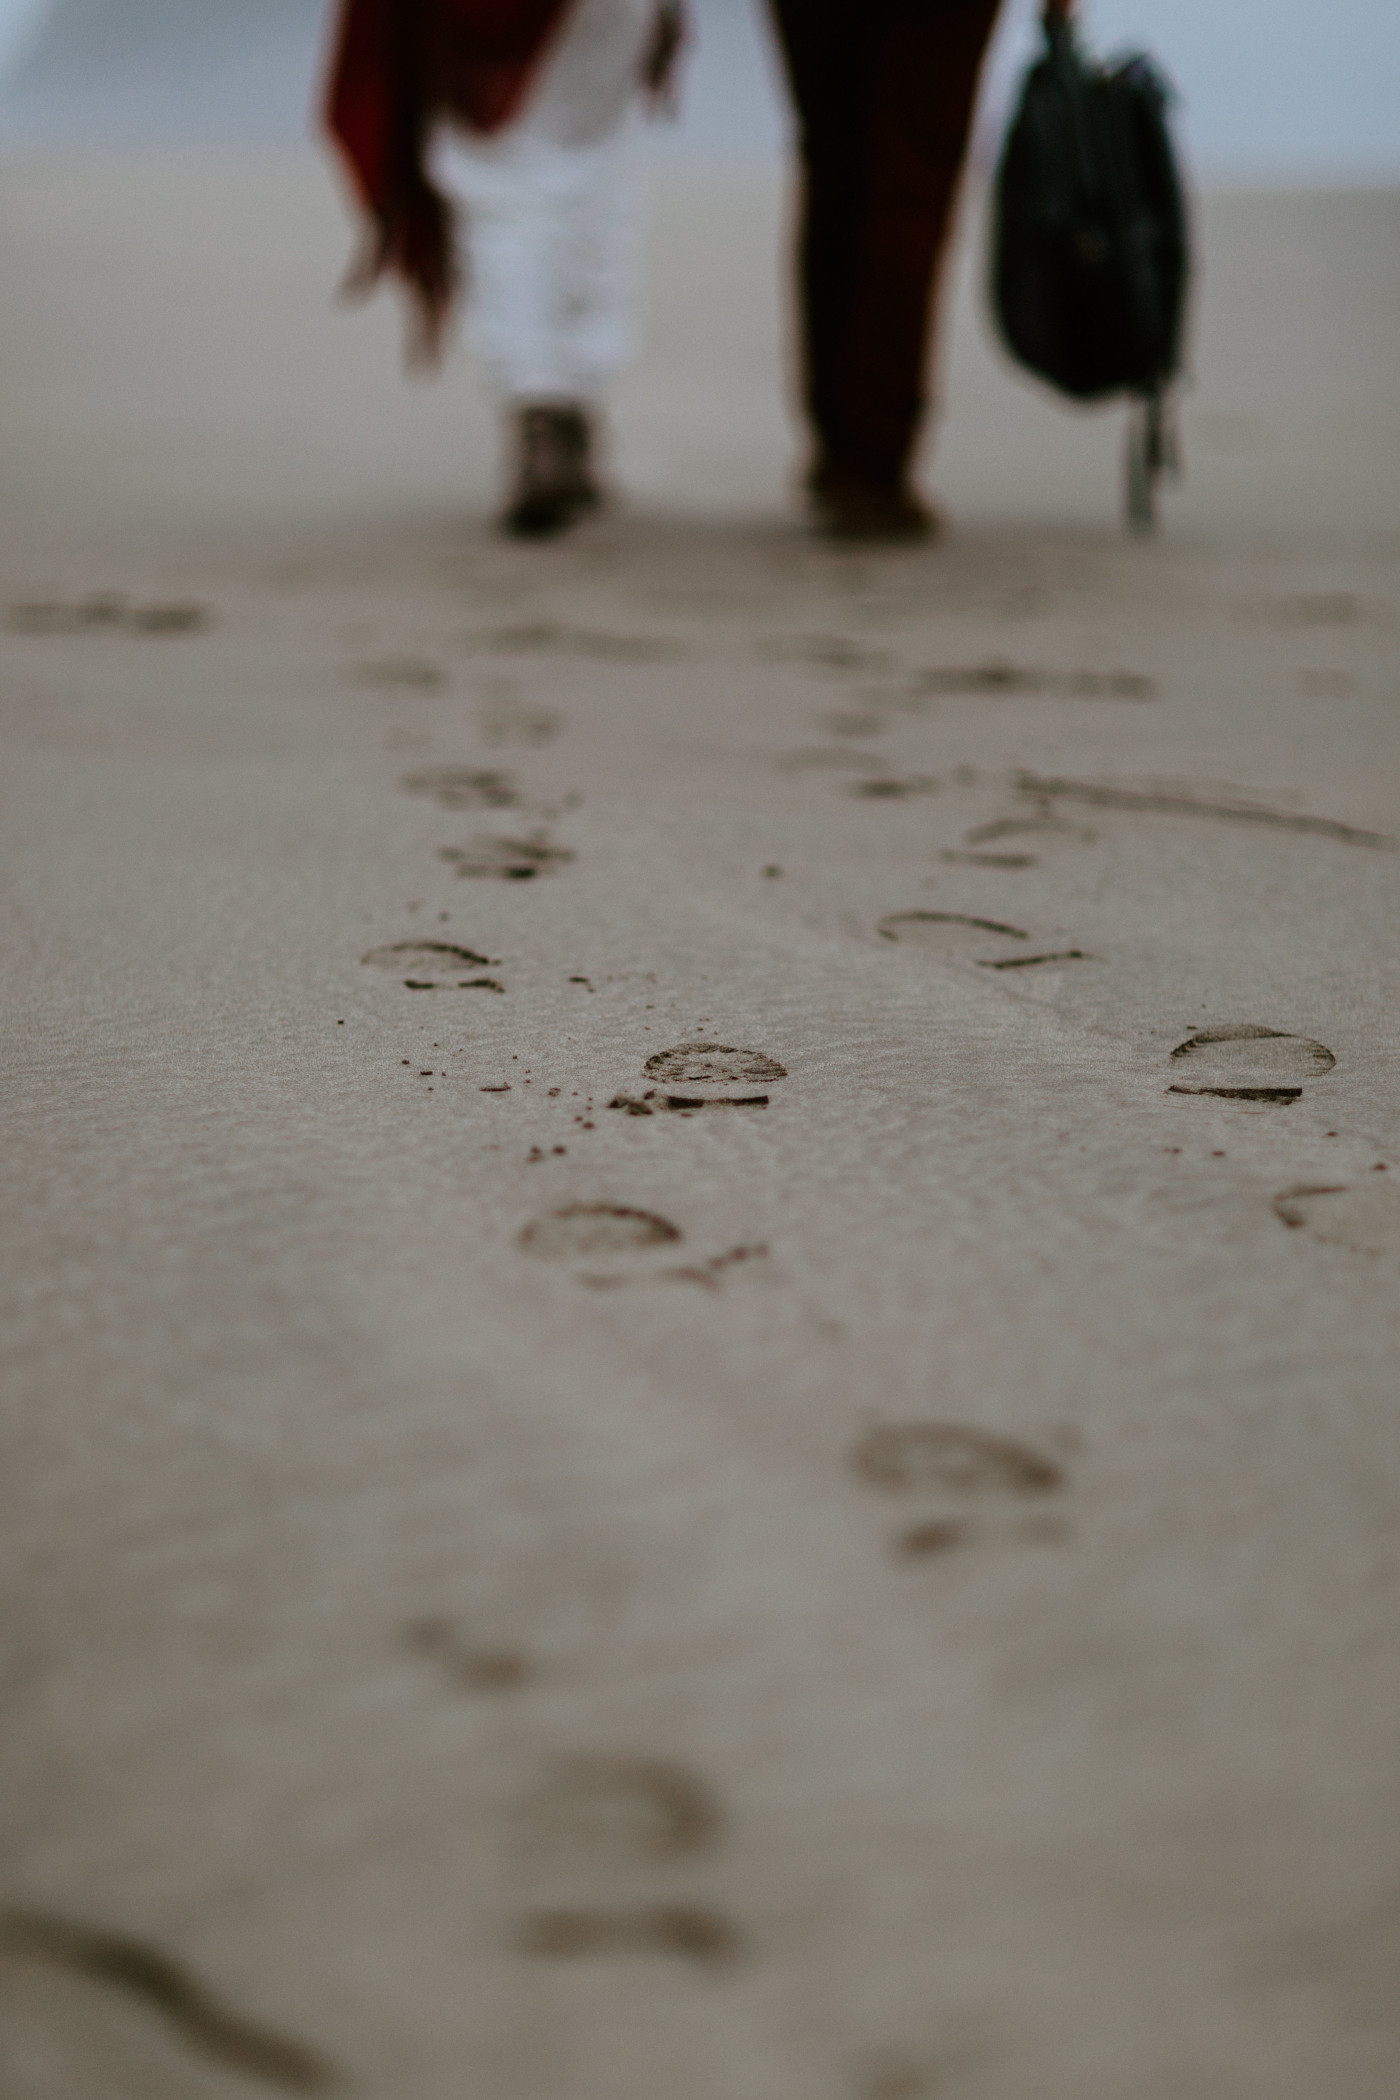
[1,149,1398,2099]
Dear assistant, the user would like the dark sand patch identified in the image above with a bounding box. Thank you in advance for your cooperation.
[461,622,683,663]
[514,1906,742,1968]
[850,775,939,800]
[8,593,208,636]
[403,1618,533,1693]
[347,655,445,688]
[0,1912,337,2091]
[912,662,1154,700]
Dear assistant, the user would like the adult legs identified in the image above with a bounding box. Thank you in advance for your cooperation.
[768,0,1002,523]
[448,135,639,406]
[438,0,652,533]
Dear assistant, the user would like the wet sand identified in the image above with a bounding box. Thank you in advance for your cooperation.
[1,157,1398,2100]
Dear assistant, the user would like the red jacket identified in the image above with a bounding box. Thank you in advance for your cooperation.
[325,0,574,353]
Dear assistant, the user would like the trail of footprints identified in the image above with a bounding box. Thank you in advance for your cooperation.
[515,1043,786,1289]
[124,616,1367,2075]
[390,755,574,881]
[4,593,1378,2076]
[398,1632,744,1966]
[20,617,1370,2074]
[865,778,1352,1119]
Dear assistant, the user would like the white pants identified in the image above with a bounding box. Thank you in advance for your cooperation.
[435,0,654,404]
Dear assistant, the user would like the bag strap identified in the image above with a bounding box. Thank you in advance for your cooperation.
[1126,389,1183,534]
[1042,0,1076,61]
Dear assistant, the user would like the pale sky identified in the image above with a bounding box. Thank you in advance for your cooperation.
[0,0,44,69]
[0,0,1397,181]
[1006,0,1400,182]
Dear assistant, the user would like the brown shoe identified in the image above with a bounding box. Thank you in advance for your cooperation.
[502,404,602,538]
[809,467,940,543]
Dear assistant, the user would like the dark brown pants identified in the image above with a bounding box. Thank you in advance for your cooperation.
[768,0,1002,489]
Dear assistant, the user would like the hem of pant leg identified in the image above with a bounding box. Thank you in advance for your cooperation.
[503,389,595,408]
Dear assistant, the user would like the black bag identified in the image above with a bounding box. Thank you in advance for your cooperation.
[991,4,1190,526]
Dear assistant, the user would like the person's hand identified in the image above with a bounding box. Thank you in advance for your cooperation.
[640,1,687,118]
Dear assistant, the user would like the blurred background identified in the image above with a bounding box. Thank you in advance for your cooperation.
[0,0,1398,185]
[1,0,1395,555]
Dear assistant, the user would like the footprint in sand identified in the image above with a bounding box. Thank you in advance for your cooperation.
[779,747,892,776]
[851,1423,1070,1560]
[8,594,209,637]
[518,1204,762,1291]
[624,1243,770,1293]
[1167,1025,1336,1103]
[610,1043,787,1116]
[403,1618,533,1693]
[645,1045,787,1087]
[348,655,445,689]
[950,810,1098,870]
[849,774,939,801]
[513,1754,723,1868]
[438,836,573,880]
[509,1757,742,1968]
[0,1912,337,2091]
[398,765,519,810]
[877,912,1090,972]
[758,633,895,673]
[1014,773,1393,850]
[514,1905,741,1966]
[477,688,563,748]
[938,849,1040,869]
[825,709,888,739]
[1273,1177,1399,1256]
[361,939,503,991]
[519,1205,682,1261]
[909,661,1154,700]
[579,1241,770,1294]
[462,621,684,664]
